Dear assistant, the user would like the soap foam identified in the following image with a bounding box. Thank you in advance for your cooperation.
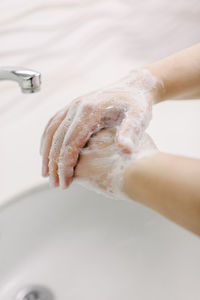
[76,128,158,201]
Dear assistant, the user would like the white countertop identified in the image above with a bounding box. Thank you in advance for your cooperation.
[0,0,200,206]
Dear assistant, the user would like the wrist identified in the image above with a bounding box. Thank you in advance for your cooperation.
[122,160,141,202]
[122,151,160,203]
[139,65,166,103]
[128,68,166,104]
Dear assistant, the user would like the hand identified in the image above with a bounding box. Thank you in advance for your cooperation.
[40,69,160,188]
[75,128,158,200]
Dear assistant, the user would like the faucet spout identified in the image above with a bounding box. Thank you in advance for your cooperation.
[0,67,41,93]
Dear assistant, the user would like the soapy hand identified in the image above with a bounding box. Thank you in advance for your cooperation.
[75,128,158,200]
[40,69,160,188]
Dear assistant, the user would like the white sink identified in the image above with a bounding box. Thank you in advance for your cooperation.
[0,183,199,300]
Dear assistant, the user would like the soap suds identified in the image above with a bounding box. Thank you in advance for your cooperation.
[41,69,160,190]
[75,128,158,201]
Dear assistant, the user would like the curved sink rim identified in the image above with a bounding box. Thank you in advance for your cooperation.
[0,183,49,212]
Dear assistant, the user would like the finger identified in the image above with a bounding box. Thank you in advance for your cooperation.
[41,108,68,177]
[48,103,78,187]
[40,114,57,155]
[116,108,150,154]
[58,107,101,189]
[40,106,69,155]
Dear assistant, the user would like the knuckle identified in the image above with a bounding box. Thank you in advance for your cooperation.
[82,102,94,112]
[46,124,54,136]
[73,97,81,105]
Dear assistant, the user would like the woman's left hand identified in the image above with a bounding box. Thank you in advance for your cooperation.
[75,128,158,200]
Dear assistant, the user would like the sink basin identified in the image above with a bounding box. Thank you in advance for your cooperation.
[0,183,199,300]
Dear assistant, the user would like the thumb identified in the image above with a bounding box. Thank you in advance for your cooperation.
[116,107,151,154]
[116,116,140,154]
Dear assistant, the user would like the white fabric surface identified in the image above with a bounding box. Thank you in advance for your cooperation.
[0,0,200,204]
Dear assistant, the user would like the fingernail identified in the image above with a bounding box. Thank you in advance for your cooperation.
[60,177,67,189]
[66,177,73,187]
[60,176,73,189]
[117,142,133,154]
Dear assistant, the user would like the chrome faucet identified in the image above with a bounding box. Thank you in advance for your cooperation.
[0,67,41,93]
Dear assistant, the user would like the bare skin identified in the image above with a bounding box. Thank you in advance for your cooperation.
[145,43,200,101]
[76,43,200,235]
[42,43,200,235]
[123,153,200,236]
[75,134,200,236]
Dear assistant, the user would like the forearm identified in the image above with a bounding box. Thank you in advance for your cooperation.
[123,152,200,235]
[144,43,200,102]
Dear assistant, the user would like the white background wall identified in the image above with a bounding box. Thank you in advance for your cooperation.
[0,0,200,204]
